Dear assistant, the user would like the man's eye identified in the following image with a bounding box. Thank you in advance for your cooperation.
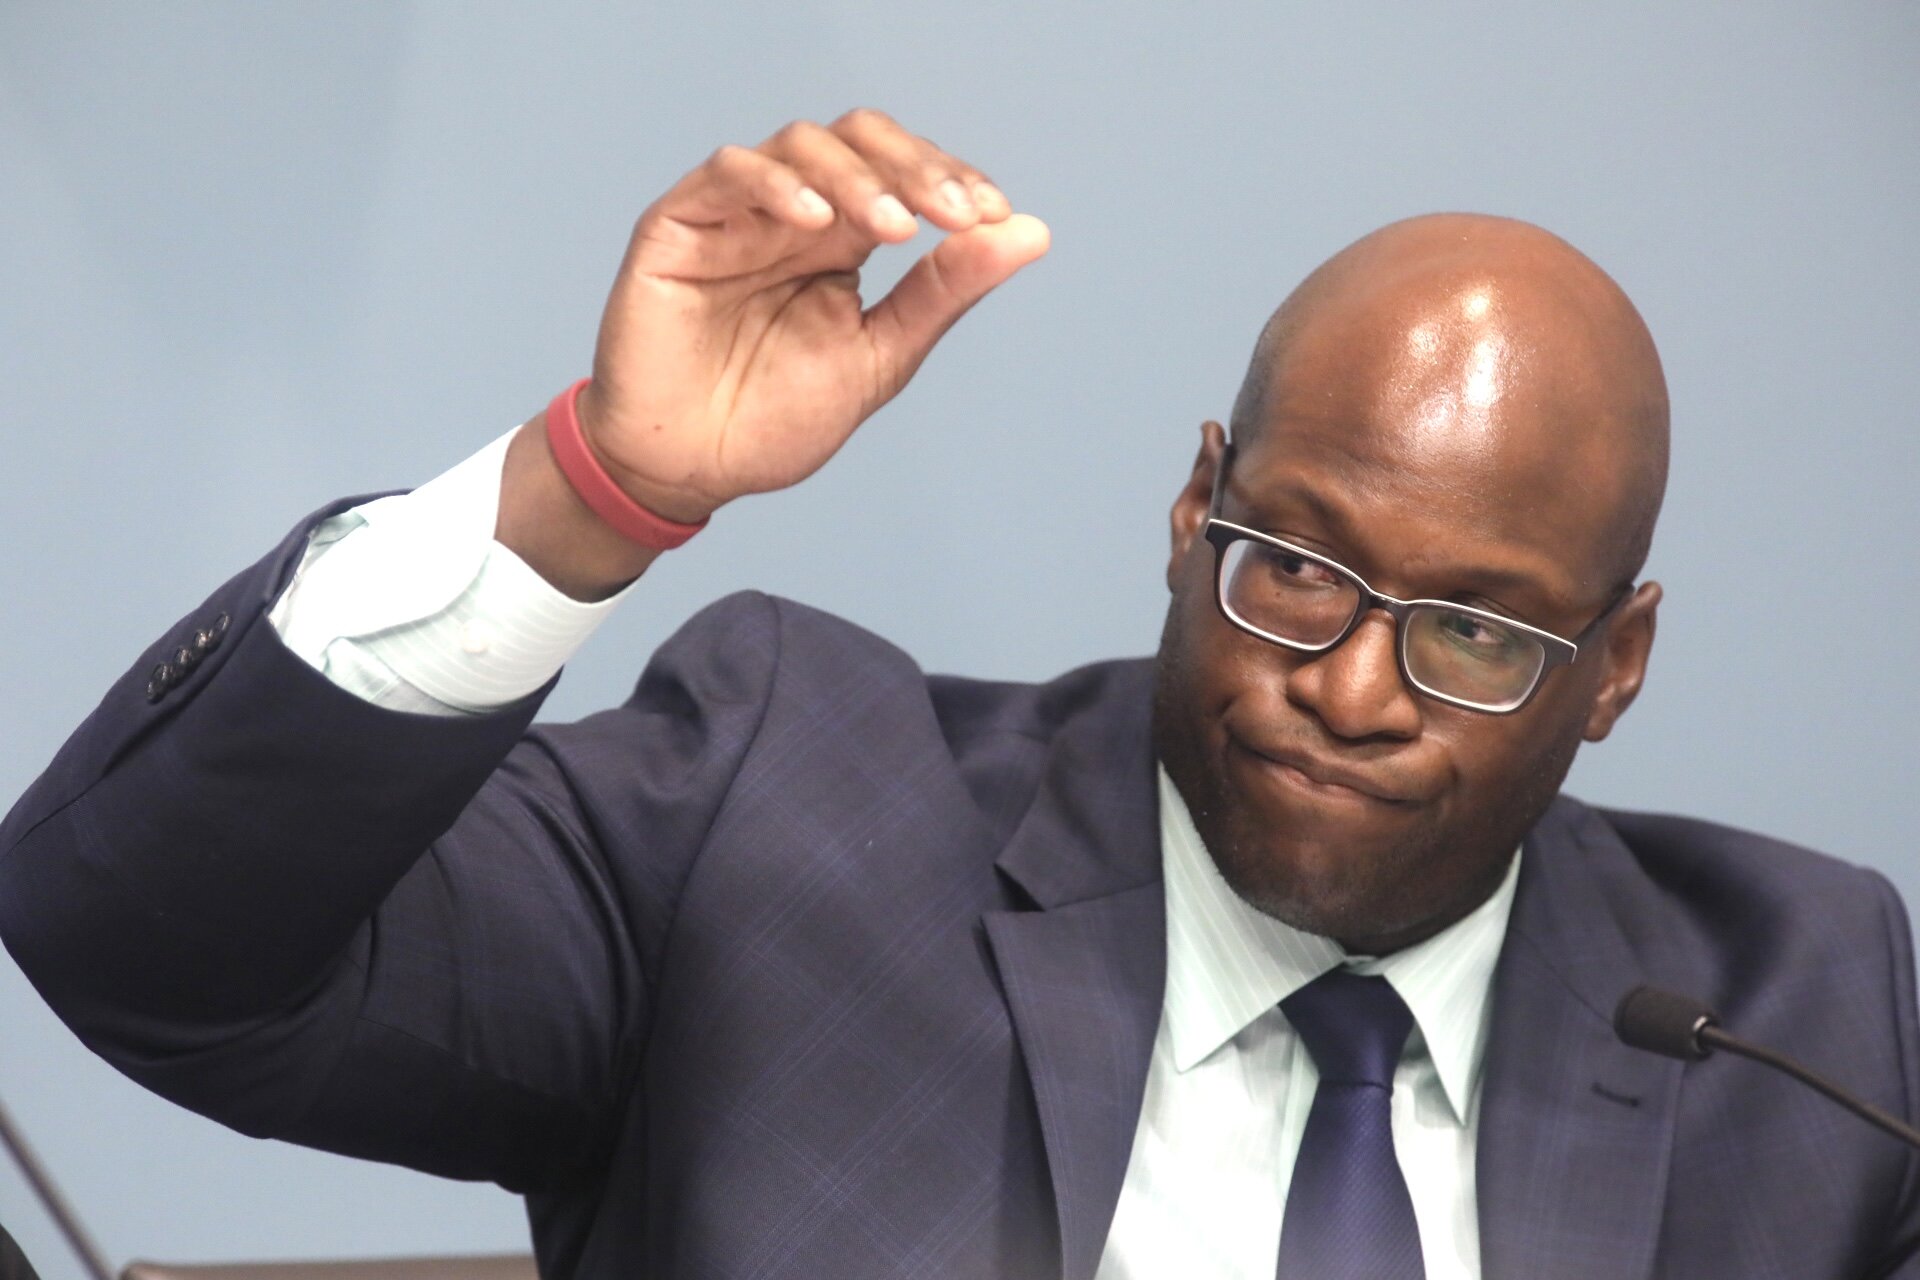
[1438,612,1520,653]
[1270,550,1340,587]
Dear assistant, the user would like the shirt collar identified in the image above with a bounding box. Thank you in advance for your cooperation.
[1156,765,1519,1124]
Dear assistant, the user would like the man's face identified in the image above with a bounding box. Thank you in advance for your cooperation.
[1150,312,1657,954]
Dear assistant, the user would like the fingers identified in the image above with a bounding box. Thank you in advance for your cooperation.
[761,119,922,241]
[864,213,1051,394]
[656,108,1014,245]
[660,142,836,231]
[828,108,1010,232]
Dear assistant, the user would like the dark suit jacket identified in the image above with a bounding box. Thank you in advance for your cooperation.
[3,501,1918,1279]
[0,1226,42,1280]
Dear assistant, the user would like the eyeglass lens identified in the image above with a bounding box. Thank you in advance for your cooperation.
[1218,539,1549,709]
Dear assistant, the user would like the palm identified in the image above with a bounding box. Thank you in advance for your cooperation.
[599,214,896,498]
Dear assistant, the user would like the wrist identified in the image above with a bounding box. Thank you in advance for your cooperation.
[496,418,664,602]
[572,381,721,527]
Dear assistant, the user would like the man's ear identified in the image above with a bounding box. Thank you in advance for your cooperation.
[1167,421,1228,591]
[1583,581,1661,741]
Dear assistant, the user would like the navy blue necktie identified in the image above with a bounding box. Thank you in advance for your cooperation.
[1276,969,1425,1280]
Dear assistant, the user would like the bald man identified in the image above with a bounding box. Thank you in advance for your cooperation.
[2,112,1916,1280]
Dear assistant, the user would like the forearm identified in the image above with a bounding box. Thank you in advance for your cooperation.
[0,590,611,1190]
[0,549,778,1188]
[0,520,595,1188]
[0,415,662,1020]
[0,549,548,1032]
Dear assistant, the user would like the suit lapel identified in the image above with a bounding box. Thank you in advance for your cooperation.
[986,890,1164,1280]
[1477,797,1684,1280]
[983,661,1165,1280]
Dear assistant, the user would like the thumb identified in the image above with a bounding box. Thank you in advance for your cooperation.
[863,213,1051,394]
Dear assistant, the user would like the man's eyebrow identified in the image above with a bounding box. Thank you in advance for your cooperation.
[1230,476,1350,544]
[1228,478,1574,615]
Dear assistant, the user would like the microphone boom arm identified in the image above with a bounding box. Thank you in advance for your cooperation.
[1700,1024,1920,1152]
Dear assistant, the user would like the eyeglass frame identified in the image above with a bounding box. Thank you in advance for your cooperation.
[1201,440,1634,714]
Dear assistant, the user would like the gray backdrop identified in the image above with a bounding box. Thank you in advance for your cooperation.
[2,2,1915,1275]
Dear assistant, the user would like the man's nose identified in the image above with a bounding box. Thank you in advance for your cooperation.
[1284,610,1422,740]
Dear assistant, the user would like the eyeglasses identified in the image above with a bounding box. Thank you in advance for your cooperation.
[1203,442,1631,714]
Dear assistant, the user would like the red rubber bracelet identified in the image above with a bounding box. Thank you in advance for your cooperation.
[544,379,709,550]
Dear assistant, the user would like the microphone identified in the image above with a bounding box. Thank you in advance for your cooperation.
[1614,985,1718,1060]
[1613,985,1920,1152]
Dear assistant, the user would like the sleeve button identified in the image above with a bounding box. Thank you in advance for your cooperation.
[145,663,174,702]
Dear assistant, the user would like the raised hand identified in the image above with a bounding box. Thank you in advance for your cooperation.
[574,108,1050,524]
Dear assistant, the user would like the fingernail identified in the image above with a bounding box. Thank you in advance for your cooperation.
[939,179,972,212]
[972,182,1006,209]
[795,186,831,218]
[873,193,912,229]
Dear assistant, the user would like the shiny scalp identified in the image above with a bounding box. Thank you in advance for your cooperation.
[1230,213,1671,587]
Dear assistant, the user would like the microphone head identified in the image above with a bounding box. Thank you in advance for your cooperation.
[1614,985,1718,1061]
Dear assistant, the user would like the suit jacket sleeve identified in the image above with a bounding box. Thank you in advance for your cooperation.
[1870,868,1920,1277]
[0,1225,42,1280]
[0,500,783,1195]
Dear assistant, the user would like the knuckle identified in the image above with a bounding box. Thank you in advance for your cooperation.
[838,169,882,199]
[836,105,894,132]
[771,119,816,146]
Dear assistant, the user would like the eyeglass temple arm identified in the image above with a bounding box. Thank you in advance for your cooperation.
[1573,582,1638,648]
[1208,439,1236,516]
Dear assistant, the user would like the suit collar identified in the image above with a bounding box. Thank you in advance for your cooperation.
[989,661,1161,910]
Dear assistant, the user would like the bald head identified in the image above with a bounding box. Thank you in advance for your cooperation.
[1231,213,1669,586]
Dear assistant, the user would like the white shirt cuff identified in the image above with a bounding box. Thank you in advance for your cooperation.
[267,426,633,715]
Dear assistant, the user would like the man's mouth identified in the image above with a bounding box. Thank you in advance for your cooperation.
[1225,732,1417,807]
